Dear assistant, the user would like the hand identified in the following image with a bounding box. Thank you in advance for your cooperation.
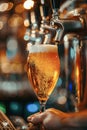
[27,108,68,130]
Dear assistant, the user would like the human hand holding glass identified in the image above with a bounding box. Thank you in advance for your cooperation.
[26,44,60,129]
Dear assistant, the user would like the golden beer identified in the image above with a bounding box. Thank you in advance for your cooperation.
[27,45,60,102]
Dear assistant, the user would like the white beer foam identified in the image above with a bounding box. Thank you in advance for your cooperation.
[28,45,57,53]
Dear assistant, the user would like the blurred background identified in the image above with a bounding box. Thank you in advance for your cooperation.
[0,0,87,129]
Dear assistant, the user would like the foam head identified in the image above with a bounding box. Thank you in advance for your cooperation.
[28,45,58,53]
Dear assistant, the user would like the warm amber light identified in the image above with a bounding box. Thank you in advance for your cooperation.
[0,3,8,12]
[0,2,13,12]
[24,19,30,27]
[76,66,80,104]
[0,21,3,30]
[76,67,79,78]
[8,14,23,27]
[23,0,34,10]
[15,3,24,13]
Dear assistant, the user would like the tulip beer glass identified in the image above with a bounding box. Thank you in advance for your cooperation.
[27,44,60,112]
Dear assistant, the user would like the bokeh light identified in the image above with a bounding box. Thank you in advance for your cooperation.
[23,0,34,10]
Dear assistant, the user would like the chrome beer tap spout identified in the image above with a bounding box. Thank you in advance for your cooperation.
[40,23,58,44]
[50,0,87,43]
[38,0,53,44]
[51,13,87,42]
[39,0,63,44]
[49,0,64,43]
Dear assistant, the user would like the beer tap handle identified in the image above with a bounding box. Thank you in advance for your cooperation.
[40,0,48,22]
[29,8,45,45]
[39,0,49,36]
[40,5,46,20]
[30,10,38,30]
[50,0,61,9]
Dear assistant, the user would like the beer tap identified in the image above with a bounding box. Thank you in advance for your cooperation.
[39,0,60,44]
[50,0,87,43]
[40,0,47,21]
[38,0,61,44]
[27,8,43,46]
[26,0,51,45]
[48,0,64,43]
[39,0,53,44]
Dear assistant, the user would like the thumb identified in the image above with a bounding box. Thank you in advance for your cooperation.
[27,112,45,125]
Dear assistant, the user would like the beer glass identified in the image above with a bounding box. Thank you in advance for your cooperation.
[27,44,60,112]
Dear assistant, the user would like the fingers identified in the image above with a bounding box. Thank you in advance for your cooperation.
[27,112,45,125]
[27,108,56,124]
[27,108,67,130]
